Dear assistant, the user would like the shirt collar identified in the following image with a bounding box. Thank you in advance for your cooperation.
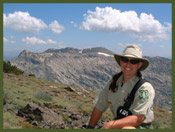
[117,73,140,86]
[129,75,140,86]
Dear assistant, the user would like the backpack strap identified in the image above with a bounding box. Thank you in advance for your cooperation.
[123,79,147,110]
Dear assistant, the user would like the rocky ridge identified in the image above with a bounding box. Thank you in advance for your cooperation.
[10,47,172,110]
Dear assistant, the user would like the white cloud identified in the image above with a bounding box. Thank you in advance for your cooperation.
[159,45,165,48]
[80,7,171,42]
[70,21,78,27]
[117,42,142,47]
[3,37,16,44]
[3,37,9,43]
[47,39,58,44]
[4,11,47,34]
[49,20,64,34]
[164,22,172,32]
[10,36,14,39]
[22,37,47,45]
[117,42,126,47]
[21,36,63,45]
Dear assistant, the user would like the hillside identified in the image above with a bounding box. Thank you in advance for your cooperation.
[10,47,172,110]
[3,73,172,129]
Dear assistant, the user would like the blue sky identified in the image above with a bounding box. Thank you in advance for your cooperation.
[3,3,172,59]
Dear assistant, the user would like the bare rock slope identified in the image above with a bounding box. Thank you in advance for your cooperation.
[10,47,172,110]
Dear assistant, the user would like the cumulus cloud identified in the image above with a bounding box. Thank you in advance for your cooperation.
[3,37,16,44]
[80,7,171,42]
[4,11,66,35]
[47,39,58,44]
[21,36,63,45]
[4,11,47,34]
[22,37,47,45]
[164,22,172,32]
[49,20,64,34]
[70,21,78,27]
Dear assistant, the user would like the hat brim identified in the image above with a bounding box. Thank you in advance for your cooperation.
[114,54,149,71]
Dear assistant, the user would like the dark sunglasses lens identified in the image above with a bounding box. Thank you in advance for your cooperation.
[130,60,139,64]
[121,57,129,63]
[121,57,139,64]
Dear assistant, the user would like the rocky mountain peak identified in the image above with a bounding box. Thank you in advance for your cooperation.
[80,47,114,54]
[44,47,114,55]
[44,47,79,54]
[18,50,32,57]
[10,47,172,110]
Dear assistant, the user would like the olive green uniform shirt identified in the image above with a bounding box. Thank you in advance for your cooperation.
[95,74,155,123]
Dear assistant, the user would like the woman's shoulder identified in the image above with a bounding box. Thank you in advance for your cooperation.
[140,80,155,93]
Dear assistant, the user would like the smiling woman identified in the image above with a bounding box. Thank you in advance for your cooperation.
[87,45,155,129]
[1,3,172,130]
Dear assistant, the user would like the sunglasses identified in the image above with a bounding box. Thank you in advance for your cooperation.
[120,57,140,64]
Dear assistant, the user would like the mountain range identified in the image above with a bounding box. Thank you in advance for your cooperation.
[10,47,172,110]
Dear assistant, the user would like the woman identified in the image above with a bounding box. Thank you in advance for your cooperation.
[87,45,155,129]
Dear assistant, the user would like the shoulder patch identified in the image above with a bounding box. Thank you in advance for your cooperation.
[139,90,149,101]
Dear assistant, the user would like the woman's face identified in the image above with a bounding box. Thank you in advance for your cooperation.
[120,57,143,81]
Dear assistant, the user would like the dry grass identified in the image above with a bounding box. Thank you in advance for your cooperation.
[3,73,172,129]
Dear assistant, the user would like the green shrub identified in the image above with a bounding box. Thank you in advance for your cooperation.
[35,92,52,102]
[3,61,24,75]
[61,113,69,122]
[152,120,163,129]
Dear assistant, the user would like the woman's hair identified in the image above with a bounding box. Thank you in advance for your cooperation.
[136,70,142,78]
[109,72,122,93]
[109,71,142,93]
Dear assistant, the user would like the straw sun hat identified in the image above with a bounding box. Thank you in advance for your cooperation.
[114,45,149,71]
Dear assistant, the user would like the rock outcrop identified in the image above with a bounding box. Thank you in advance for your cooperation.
[17,103,108,129]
